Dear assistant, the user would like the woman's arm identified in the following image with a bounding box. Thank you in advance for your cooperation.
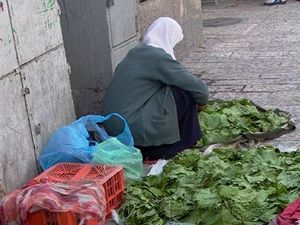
[156,54,209,105]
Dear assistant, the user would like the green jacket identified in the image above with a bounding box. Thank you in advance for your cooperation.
[101,44,209,146]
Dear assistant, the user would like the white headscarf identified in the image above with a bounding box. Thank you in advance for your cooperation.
[143,17,184,60]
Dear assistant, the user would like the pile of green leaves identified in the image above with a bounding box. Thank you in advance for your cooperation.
[198,99,288,147]
[119,146,300,225]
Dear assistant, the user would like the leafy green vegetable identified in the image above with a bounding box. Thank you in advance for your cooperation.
[119,146,300,225]
[198,99,289,146]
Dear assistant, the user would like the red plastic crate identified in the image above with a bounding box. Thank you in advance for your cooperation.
[27,210,98,225]
[33,163,125,218]
[27,211,76,225]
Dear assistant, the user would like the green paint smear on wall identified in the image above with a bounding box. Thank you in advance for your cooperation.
[39,0,55,13]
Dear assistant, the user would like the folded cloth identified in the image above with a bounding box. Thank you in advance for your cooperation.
[0,180,106,225]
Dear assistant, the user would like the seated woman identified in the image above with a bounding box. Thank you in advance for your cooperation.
[101,17,209,160]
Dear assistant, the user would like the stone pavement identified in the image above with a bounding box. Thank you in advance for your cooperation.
[182,0,300,149]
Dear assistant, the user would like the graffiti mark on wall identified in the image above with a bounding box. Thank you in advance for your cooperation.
[44,17,55,30]
[0,1,4,12]
[39,0,55,13]
[12,28,19,46]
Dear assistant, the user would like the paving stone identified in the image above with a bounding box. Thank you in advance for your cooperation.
[206,78,300,86]
[182,0,300,148]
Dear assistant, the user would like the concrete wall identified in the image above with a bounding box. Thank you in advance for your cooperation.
[0,0,75,198]
[58,0,138,117]
[138,0,203,56]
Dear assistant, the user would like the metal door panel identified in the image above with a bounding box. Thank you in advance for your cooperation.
[108,0,137,47]
[112,39,138,70]
[8,0,63,64]
[0,73,37,194]
[22,46,75,156]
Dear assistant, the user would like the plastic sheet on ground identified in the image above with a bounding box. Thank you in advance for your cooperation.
[147,159,168,176]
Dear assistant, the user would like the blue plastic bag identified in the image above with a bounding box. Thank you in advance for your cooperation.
[38,113,134,170]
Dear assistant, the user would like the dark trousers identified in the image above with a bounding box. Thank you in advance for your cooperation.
[137,87,202,160]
